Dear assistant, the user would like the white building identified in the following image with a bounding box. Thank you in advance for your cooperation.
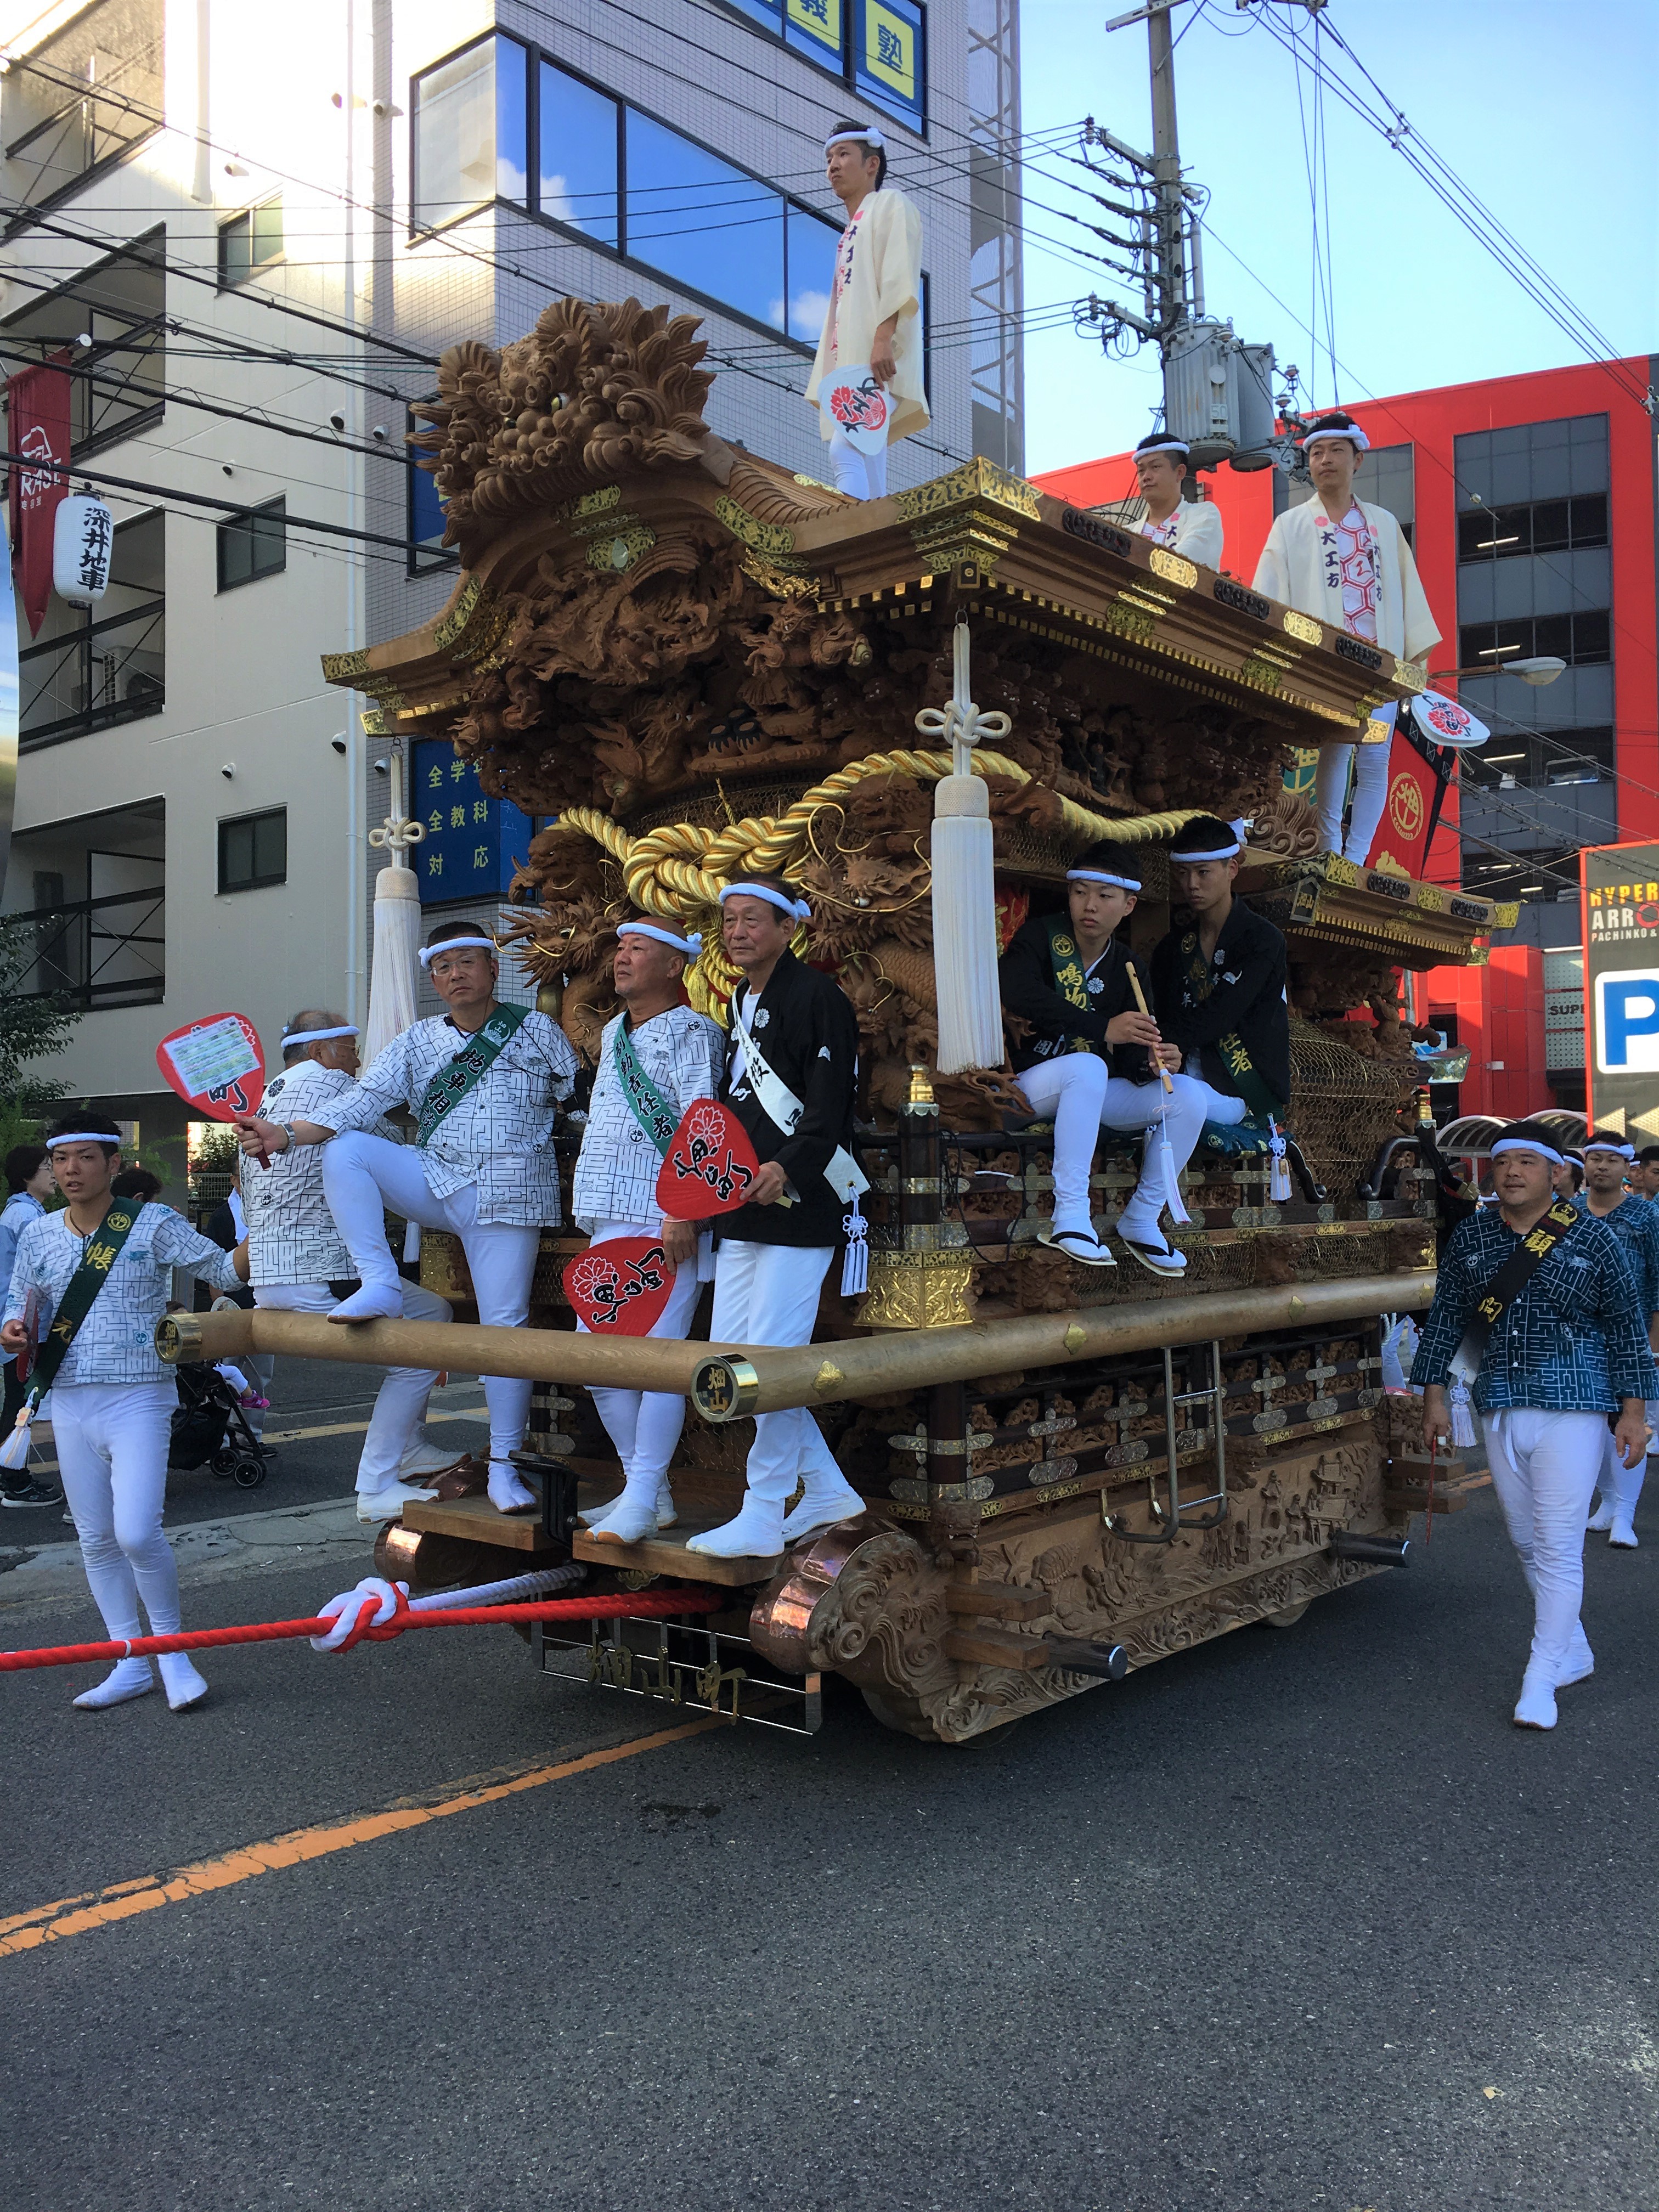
[0,0,1020,1200]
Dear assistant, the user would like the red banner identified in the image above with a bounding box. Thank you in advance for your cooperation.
[1362,729,1441,879]
[7,356,71,636]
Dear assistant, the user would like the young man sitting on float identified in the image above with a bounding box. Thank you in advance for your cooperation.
[1000,845,1249,1276]
[1149,815,1292,1143]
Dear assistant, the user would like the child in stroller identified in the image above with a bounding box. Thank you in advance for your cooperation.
[168,1360,268,1490]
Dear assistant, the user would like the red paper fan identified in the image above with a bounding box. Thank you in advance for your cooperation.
[563,1238,675,1336]
[654,1101,761,1221]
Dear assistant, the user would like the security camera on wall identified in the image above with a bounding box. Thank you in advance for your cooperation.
[328,410,347,433]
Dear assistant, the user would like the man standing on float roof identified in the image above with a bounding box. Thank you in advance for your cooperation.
[234,920,579,1518]
[804,120,927,503]
[1414,1120,1656,1733]
[239,1008,459,1528]
[1252,410,1440,861]
[570,916,724,1549]
[1132,431,1224,569]
[686,876,868,1561]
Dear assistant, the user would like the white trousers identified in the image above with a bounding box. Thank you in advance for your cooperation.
[322,1132,540,1466]
[52,1381,180,1641]
[577,1221,703,1489]
[828,424,888,501]
[1017,1056,1246,1229]
[1593,1399,1655,1523]
[254,1279,453,1492]
[710,1240,839,1504]
[1482,1408,1606,1674]
[1315,719,1393,860]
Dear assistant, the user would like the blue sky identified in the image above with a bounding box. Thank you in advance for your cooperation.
[1015,0,1659,476]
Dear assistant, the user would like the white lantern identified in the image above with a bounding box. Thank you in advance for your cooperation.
[52,494,114,608]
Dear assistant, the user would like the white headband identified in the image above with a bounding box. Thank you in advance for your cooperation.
[825,126,885,155]
[1301,421,1370,453]
[720,881,812,923]
[1171,817,1248,864]
[48,1132,119,1149]
[1491,1134,1565,1167]
[618,921,702,958]
[419,935,498,968]
[1067,868,1142,892]
[281,1024,358,1047]
[1583,1137,1635,1160]
[1137,435,1189,458]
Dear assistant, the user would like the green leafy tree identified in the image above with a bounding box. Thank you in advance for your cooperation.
[0,911,80,1152]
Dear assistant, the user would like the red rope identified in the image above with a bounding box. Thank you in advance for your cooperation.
[0,1585,723,1673]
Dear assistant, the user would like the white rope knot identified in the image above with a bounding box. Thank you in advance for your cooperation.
[912,699,1013,776]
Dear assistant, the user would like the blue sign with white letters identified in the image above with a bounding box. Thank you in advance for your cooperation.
[1595,970,1659,1075]
[413,742,541,906]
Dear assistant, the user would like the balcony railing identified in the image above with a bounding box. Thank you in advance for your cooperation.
[6,885,165,1009]
[19,597,165,751]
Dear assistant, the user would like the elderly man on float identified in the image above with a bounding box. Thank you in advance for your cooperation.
[235,921,579,1517]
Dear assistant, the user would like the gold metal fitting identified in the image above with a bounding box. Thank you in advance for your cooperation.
[906,1063,936,1107]
[691,1356,760,1423]
[154,1313,204,1363]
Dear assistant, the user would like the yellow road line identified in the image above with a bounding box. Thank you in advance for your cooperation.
[259,1403,486,1446]
[0,1719,717,1957]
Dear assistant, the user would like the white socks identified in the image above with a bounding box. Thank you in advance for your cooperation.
[781,1478,865,1543]
[1586,1500,1615,1533]
[1513,1662,1558,1731]
[686,1494,785,1560]
[158,1652,209,1710]
[585,1475,663,1547]
[487,1460,537,1513]
[73,1656,155,1710]
[1555,1626,1594,1689]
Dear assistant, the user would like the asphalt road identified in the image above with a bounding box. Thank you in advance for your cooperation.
[3,1480,1657,2212]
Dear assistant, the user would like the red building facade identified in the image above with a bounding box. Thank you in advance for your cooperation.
[1034,357,1659,1116]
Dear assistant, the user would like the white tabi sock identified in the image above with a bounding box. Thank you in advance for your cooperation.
[487,1459,537,1513]
[73,1657,155,1711]
[157,1651,209,1711]
[585,1472,662,1547]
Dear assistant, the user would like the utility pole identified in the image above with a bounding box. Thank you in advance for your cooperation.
[1146,1,1188,338]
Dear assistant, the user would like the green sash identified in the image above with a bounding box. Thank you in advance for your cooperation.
[1045,916,1101,1054]
[27,1198,144,1409]
[415,1004,531,1146]
[1181,930,1282,1119]
[612,1019,679,1158]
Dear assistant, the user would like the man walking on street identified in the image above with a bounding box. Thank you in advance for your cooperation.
[0,1143,60,1509]
[1413,1120,1657,1731]
[1578,1132,1659,1547]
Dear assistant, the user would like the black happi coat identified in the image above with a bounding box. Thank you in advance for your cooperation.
[1149,896,1291,1111]
[997,913,1159,1085]
[719,949,860,1249]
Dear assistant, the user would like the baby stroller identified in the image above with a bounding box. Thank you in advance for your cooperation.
[168,1361,268,1490]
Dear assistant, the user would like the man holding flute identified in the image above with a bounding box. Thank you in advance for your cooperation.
[999,842,1246,1276]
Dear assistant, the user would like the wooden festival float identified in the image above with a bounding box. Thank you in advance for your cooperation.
[162,297,1513,1742]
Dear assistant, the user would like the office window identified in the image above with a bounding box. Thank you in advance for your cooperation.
[709,0,926,131]
[1464,726,1613,790]
[625,112,786,330]
[1457,610,1611,670]
[218,197,283,287]
[218,809,286,893]
[408,410,455,574]
[412,34,528,228]
[538,60,619,249]
[1457,494,1609,563]
[216,498,286,590]
[0,228,166,458]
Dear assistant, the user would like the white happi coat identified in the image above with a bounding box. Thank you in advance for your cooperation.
[804,187,929,447]
[1252,495,1440,664]
[241,1059,398,1287]
[572,1005,725,1234]
[1142,499,1224,571]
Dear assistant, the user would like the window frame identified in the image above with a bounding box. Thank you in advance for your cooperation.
[215,496,286,592]
[216,194,284,290]
[408,35,874,362]
[407,404,458,576]
[216,807,287,895]
[0,1,166,235]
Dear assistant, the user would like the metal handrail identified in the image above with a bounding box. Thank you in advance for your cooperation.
[8,883,164,1008]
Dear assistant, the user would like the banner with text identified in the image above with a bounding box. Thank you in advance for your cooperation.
[1583,840,1659,1143]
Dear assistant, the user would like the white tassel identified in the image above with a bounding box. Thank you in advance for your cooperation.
[1448,1376,1477,1450]
[1268,1120,1293,1203]
[1,1409,34,1471]
[840,1198,869,1297]
[917,622,1009,1075]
